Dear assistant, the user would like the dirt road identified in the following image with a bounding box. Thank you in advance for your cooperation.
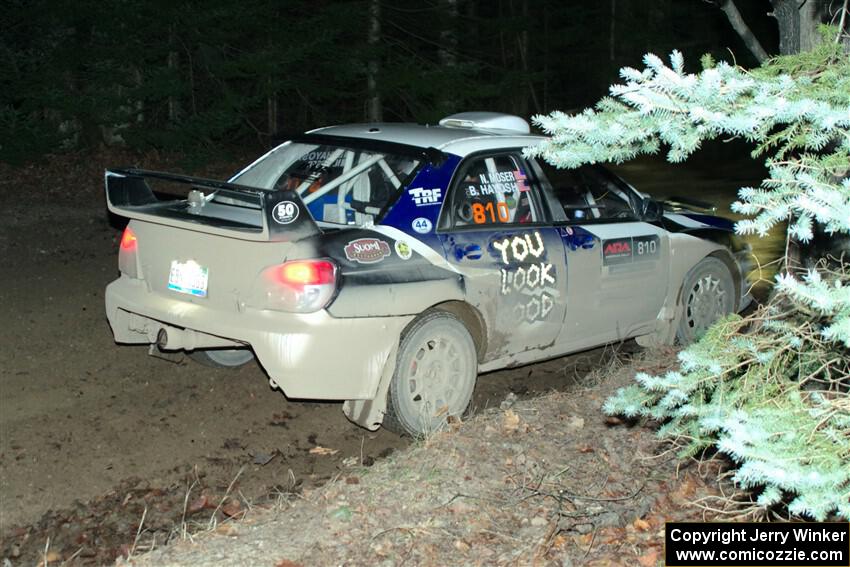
[0,147,766,564]
[0,157,626,563]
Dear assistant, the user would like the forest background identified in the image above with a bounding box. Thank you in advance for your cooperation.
[1,0,785,164]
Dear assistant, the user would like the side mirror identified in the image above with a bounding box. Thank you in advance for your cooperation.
[640,198,663,222]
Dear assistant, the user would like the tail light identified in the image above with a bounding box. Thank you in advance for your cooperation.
[260,259,338,313]
[120,226,137,250]
[118,226,140,278]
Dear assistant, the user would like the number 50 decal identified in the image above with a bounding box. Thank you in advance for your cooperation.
[272,201,299,225]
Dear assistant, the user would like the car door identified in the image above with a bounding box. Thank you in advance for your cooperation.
[437,151,568,361]
[528,160,671,349]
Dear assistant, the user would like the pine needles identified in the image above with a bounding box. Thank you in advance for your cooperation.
[530,27,850,520]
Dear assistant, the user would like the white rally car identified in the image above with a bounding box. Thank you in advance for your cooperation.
[105,112,751,436]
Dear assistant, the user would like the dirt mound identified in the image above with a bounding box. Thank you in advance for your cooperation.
[133,351,725,566]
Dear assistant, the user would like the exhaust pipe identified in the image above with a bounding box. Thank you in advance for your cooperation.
[157,328,170,349]
[151,324,244,352]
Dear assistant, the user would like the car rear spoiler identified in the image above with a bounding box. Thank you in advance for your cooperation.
[105,168,321,242]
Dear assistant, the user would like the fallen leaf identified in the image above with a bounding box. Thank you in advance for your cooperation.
[345,476,360,485]
[252,452,276,465]
[605,416,624,426]
[502,409,521,433]
[454,539,471,552]
[220,498,244,518]
[598,527,625,544]
[187,493,212,515]
[633,517,651,531]
[215,523,238,535]
[675,476,697,500]
[10,527,28,538]
[577,444,594,453]
[309,446,339,456]
[275,560,304,567]
[552,534,569,549]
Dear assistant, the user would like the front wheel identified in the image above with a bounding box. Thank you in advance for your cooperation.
[189,348,255,368]
[384,311,477,437]
[676,257,736,344]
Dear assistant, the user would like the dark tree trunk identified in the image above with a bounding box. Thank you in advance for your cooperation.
[366,0,382,122]
[438,0,459,114]
[719,0,834,58]
[770,0,830,54]
[609,0,616,62]
[718,0,769,62]
[167,25,181,123]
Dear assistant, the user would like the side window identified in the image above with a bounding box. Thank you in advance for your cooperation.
[448,154,542,228]
[535,162,638,222]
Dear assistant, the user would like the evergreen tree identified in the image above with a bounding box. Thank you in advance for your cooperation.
[527,30,849,520]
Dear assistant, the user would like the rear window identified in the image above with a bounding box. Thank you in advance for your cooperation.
[231,142,420,226]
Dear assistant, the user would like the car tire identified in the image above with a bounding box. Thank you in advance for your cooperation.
[384,311,477,438]
[676,257,736,344]
[189,348,255,368]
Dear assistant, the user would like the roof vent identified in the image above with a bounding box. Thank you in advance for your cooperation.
[438,112,530,134]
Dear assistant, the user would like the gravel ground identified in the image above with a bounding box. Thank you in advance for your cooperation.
[128,349,725,567]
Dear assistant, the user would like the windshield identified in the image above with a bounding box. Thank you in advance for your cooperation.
[231,142,421,226]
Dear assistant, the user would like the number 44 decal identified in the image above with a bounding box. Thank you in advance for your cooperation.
[412,217,433,234]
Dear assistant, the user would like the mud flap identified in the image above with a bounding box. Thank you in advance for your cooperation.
[342,341,399,431]
[635,305,678,347]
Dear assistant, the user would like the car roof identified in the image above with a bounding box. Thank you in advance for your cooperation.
[308,117,546,158]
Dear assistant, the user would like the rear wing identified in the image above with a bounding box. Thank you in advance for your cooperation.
[105,168,320,242]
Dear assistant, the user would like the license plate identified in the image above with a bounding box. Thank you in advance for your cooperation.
[167,260,209,298]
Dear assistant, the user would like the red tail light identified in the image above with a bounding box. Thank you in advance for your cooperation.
[118,225,140,278]
[261,259,338,313]
[120,226,137,251]
[278,260,336,286]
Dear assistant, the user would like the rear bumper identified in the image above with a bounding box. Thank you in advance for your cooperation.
[105,275,412,400]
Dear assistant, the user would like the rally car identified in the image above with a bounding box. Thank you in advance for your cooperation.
[104,112,752,437]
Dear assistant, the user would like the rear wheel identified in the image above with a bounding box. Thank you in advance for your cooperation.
[384,312,477,437]
[677,257,736,344]
[189,348,255,368]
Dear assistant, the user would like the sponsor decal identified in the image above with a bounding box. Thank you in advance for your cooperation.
[604,240,631,255]
[409,187,442,206]
[492,231,546,265]
[500,262,555,294]
[491,231,559,323]
[394,240,412,260]
[602,235,659,266]
[515,291,556,323]
[344,238,391,264]
[411,217,433,234]
[466,169,529,197]
[272,201,299,225]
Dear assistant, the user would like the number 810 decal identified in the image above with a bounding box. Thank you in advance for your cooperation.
[472,201,510,224]
[602,235,660,266]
